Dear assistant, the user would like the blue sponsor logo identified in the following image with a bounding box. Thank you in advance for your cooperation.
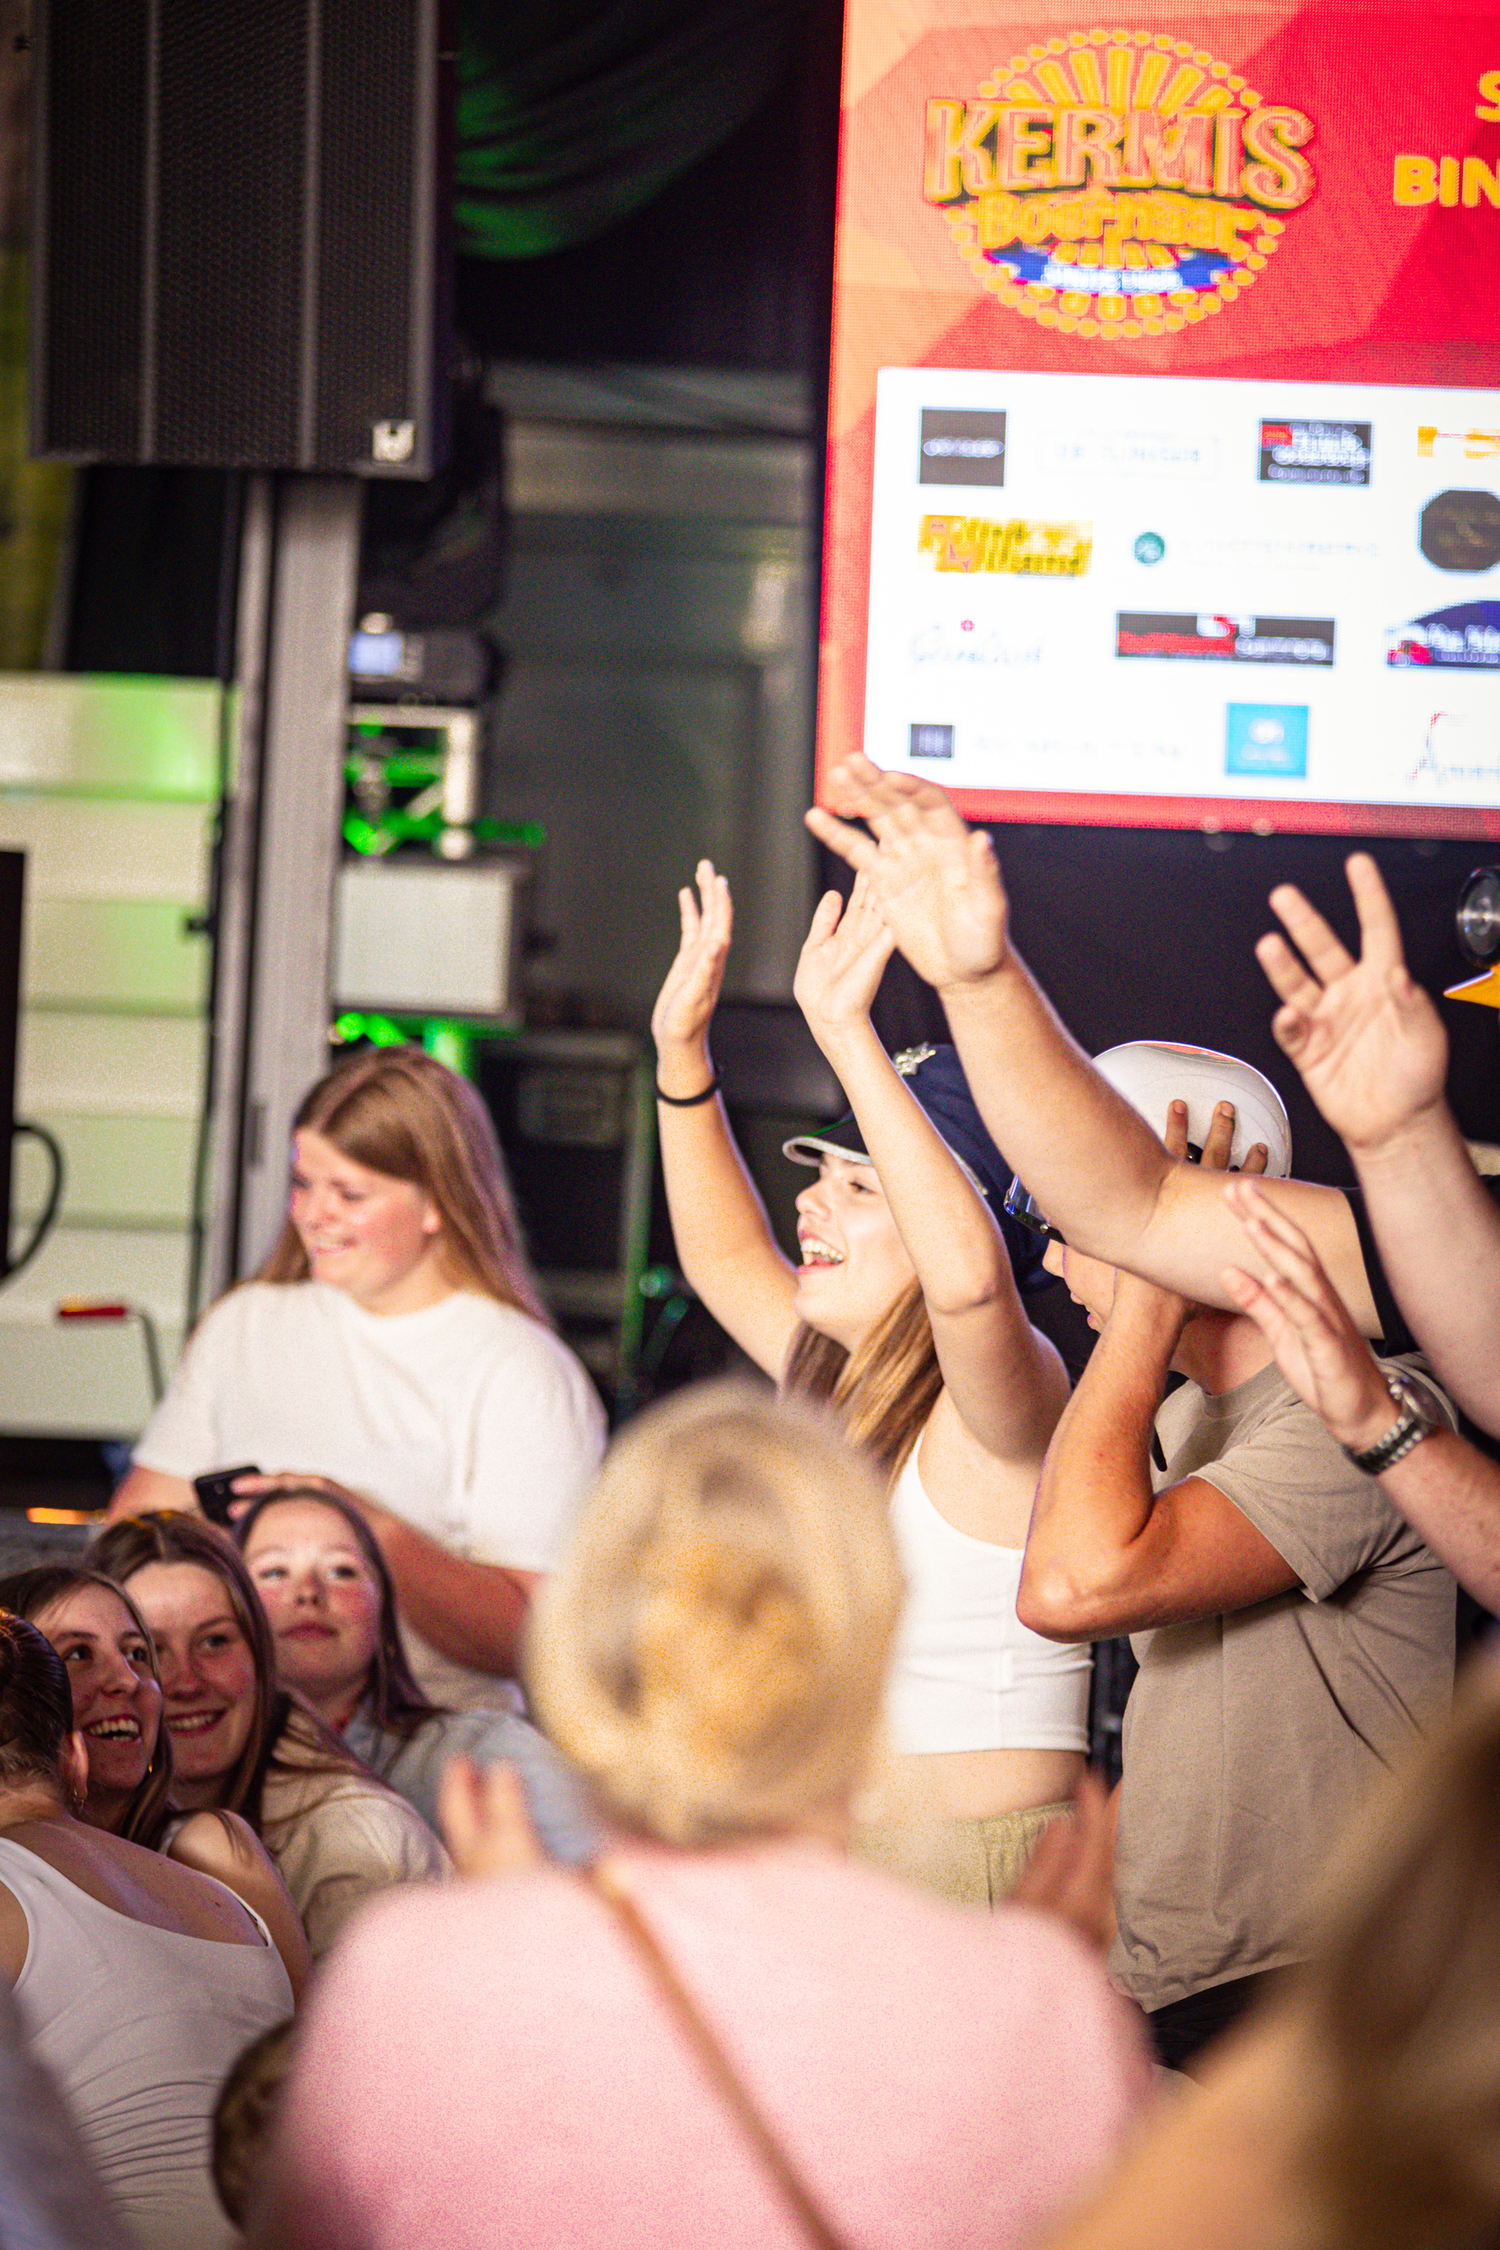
[1386,601,1500,670]
[1226,704,1308,778]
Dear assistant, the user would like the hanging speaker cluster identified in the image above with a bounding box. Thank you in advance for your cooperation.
[30,0,452,477]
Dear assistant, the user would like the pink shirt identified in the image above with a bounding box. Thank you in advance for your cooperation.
[262,1839,1148,2250]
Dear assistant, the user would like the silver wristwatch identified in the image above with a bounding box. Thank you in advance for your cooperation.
[1341,1370,1444,1476]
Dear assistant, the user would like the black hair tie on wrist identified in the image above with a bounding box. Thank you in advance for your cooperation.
[656,1074,721,1107]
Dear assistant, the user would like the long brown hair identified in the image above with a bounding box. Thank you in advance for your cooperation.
[232,1487,439,1741]
[87,1514,362,1836]
[255,1045,548,1323]
[0,1563,176,1848]
[782,1280,943,1481]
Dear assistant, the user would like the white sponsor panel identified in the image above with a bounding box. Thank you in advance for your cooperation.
[866,366,1500,814]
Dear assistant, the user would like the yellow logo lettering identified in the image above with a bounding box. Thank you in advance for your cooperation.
[1393,154,1438,205]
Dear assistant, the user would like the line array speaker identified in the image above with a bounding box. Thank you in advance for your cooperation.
[31,0,451,477]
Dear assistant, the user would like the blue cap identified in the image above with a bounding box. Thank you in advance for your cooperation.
[782,1042,1052,1296]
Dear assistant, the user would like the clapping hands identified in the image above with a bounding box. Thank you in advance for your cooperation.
[805,756,1010,993]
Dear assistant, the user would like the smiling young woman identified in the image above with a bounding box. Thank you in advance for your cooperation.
[106,1047,606,1710]
[649,866,1092,1906]
[0,1564,312,2000]
[0,1611,294,2250]
[233,1489,597,1857]
[86,1516,447,1959]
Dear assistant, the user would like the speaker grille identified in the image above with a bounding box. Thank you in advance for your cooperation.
[37,0,148,456]
[32,0,447,474]
[154,0,307,465]
[318,0,425,470]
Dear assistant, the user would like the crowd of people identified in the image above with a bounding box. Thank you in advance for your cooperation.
[2,755,1499,2245]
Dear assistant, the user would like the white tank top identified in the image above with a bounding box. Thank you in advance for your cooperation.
[0,1838,294,2250]
[885,1434,1092,1756]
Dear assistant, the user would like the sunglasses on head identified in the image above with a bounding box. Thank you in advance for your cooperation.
[1004,1139,1210,1250]
[1002,1176,1065,1247]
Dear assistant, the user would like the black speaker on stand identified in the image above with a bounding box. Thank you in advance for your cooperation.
[31,0,453,478]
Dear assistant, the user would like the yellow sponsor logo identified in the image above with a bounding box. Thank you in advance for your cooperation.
[919,515,1092,576]
[924,27,1314,342]
[1418,426,1500,461]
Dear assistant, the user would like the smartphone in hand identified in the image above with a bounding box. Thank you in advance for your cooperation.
[192,1465,259,1527]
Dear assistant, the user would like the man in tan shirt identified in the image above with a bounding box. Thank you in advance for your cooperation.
[807,758,1458,2070]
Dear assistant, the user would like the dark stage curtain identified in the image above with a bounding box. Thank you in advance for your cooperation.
[455,0,805,261]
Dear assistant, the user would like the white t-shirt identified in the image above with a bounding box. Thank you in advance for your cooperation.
[133,1281,606,1708]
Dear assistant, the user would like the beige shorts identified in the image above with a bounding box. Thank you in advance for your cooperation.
[849,1801,1074,1909]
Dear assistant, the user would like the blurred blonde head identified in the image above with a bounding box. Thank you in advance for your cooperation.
[528,1383,902,1849]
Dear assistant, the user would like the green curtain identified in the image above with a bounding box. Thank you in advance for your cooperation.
[455,0,804,260]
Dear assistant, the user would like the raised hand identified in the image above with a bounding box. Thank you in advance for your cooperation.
[1219,1180,1397,1450]
[438,1756,545,1880]
[650,860,732,1062]
[804,754,1009,991]
[1256,854,1449,1154]
[791,873,895,1052]
[1105,1097,1262,1328]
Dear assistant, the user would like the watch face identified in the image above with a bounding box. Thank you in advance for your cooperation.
[1389,1371,1443,1432]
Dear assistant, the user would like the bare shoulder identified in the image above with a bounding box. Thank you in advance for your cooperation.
[906,1390,1044,1546]
[168,1808,269,1878]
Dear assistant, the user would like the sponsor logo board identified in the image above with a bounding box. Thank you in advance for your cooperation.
[918,514,1092,575]
[1259,418,1371,484]
[1117,612,1335,663]
[918,408,1007,487]
[1226,703,1309,776]
[1386,601,1500,669]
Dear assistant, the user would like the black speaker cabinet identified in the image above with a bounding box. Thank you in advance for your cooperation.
[31,0,452,477]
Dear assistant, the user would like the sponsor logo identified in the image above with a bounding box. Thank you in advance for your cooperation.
[1420,491,1500,573]
[1134,532,1166,565]
[1408,710,1500,788]
[910,724,955,759]
[1386,601,1500,670]
[1180,533,1379,573]
[911,620,1044,667]
[923,26,1315,343]
[1418,426,1500,462]
[918,514,1092,575]
[1118,613,1335,663]
[919,409,1007,487]
[1033,431,1217,478]
[1226,703,1308,777]
[1259,420,1371,485]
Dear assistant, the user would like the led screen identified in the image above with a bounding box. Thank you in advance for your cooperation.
[819,5,1500,834]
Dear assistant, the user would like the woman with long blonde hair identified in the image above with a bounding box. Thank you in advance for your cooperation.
[112,1045,606,1709]
[649,864,1090,1903]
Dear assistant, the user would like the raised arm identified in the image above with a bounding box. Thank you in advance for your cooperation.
[806,758,1378,1331]
[793,876,1067,1461]
[1219,1178,1500,1602]
[1018,1103,1298,1641]
[1256,854,1500,1432]
[650,861,799,1379]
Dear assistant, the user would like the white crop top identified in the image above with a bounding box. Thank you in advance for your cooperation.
[0,1839,293,2250]
[885,1436,1092,1756]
